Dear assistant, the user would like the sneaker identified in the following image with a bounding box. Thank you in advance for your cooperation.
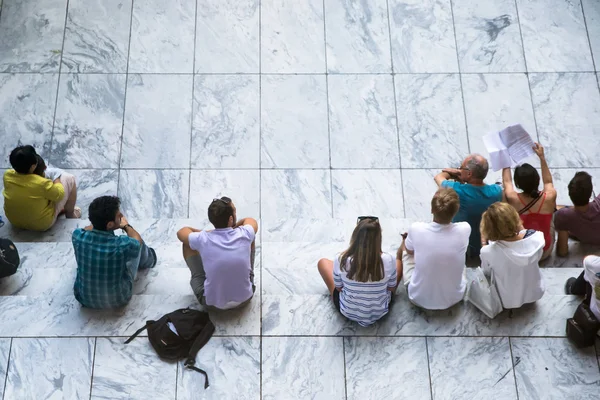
[564,277,577,294]
[149,247,157,268]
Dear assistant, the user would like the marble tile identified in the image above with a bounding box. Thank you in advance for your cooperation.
[0,0,67,72]
[118,169,190,219]
[452,0,525,73]
[120,74,193,168]
[261,0,326,73]
[62,0,132,73]
[551,168,600,206]
[91,337,176,400]
[582,0,600,70]
[261,169,332,220]
[188,170,260,220]
[0,339,10,400]
[328,74,399,168]
[195,0,259,73]
[262,337,345,400]
[4,338,94,400]
[63,169,119,218]
[50,74,126,168]
[401,169,440,219]
[332,169,405,218]
[128,0,195,73]
[0,168,5,212]
[261,75,329,168]
[428,337,517,400]
[191,75,259,169]
[461,73,538,165]
[541,268,583,294]
[388,0,458,73]
[209,291,261,336]
[511,337,600,399]
[345,337,430,400]
[324,0,392,73]
[176,337,260,400]
[517,0,593,72]
[395,74,469,168]
[0,267,74,297]
[529,73,600,168]
[0,73,58,168]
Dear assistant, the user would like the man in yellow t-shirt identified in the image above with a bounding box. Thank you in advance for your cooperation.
[2,145,80,231]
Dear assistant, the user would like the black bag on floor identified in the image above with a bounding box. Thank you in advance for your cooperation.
[566,303,600,348]
[125,308,215,388]
[0,238,20,279]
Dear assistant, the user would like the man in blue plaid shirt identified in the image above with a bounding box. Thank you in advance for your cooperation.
[72,196,157,308]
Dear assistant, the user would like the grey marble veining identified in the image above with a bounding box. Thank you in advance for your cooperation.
[120,74,193,169]
[517,0,594,72]
[192,75,259,169]
[188,170,260,220]
[261,0,326,73]
[177,337,261,400]
[261,75,329,168]
[262,337,346,400]
[0,267,74,297]
[395,74,469,168]
[0,0,67,72]
[529,73,600,168]
[328,74,399,168]
[401,168,440,219]
[118,169,190,219]
[61,0,132,73]
[91,337,176,399]
[332,169,405,218]
[0,339,10,400]
[62,169,119,218]
[4,338,94,400]
[128,0,195,73]
[324,0,392,73]
[195,0,259,73]
[0,73,58,168]
[452,0,525,73]
[582,0,600,70]
[511,338,600,399]
[261,170,332,221]
[50,74,126,168]
[461,73,538,161]
[388,0,458,72]
[345,337,431,400]
[428,337,517,400]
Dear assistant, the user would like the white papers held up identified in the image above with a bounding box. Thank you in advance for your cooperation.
[483,124,536,171]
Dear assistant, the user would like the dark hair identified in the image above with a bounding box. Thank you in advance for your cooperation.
[33,155,47,177]
[9,145,38,174]
[514,163,540,198]
[88,196,121,230]
[568,172,593,206]
[208,197,234,229]
[339,219,383,282]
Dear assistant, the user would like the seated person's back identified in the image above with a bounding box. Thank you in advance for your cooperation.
[555,171,600,248]
[403,188,471,310]
[480,203,545,309]
[73,196,155,309]
[435,154,502,256]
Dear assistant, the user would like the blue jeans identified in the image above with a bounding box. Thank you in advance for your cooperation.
[126,242,156,280]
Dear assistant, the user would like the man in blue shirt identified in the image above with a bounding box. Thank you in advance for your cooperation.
[72,196,156,309]
[434,154,502,258]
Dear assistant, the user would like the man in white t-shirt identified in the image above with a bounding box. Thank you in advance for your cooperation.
[397,188,471,310]
[565,255,600,320]
[177,196,258,310]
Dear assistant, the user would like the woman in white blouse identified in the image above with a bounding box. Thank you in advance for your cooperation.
[480,202,545,309]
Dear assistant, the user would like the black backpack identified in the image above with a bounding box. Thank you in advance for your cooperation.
[125,308,215,388]
[0,238,20,279]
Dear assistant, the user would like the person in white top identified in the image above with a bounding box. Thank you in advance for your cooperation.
[480,202,545,309]
[398,188,471,310]
[565,255,600,321]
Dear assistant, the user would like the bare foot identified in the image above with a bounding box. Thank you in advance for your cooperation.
[66,206,82,219]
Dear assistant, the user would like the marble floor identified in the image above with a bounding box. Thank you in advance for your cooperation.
[1,0,600,398]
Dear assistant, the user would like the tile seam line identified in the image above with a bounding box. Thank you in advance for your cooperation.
[425,337,434,400]
[187,0,200,218]
[508,337,521,400]
[3,71,600,75]
[87,337,97,400]
[47,0,71,165]
[321,0,334,218]
[579,0,598,72]
[1,338,12,400]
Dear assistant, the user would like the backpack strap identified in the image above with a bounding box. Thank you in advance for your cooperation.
[183,318,216,389]
[124,323,149,344]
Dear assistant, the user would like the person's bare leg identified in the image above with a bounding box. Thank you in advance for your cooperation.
[317,258,335,295]
[63,182,78,217]
[395,257,403,286]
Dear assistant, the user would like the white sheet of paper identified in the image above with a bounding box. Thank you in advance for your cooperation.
[499,124,535,164]
[483,132,511,171]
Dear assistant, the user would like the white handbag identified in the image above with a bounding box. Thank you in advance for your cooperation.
[466,267,503,319]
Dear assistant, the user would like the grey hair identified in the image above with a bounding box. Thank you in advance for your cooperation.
[465,155,488,180]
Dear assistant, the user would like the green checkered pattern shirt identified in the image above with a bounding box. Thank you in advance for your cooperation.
[72,228,141,309]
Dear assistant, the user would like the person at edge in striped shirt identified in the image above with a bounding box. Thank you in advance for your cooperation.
[317,217,401,327]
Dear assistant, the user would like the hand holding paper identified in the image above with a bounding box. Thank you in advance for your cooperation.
[483,124,536,171]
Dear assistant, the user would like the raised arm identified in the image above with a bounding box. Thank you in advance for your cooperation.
[177,226,202,247]
[235,217,258,233]
[533,143,555,192]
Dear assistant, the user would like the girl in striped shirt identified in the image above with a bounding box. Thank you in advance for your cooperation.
[317,217,400,327]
